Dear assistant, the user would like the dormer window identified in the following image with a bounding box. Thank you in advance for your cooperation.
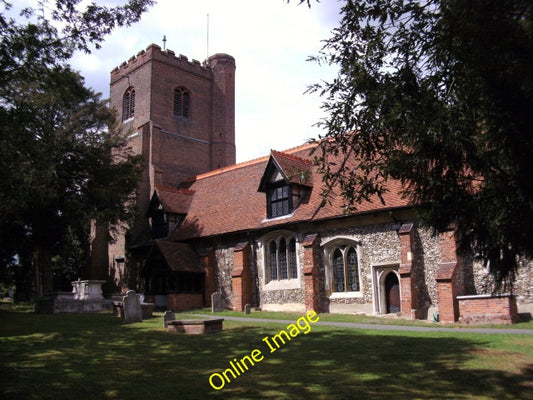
[258,150,313,220]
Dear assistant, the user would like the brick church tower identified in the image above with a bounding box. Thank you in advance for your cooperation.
[90,44,236,291]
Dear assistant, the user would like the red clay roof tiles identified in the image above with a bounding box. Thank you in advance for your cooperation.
[171,143,411,240]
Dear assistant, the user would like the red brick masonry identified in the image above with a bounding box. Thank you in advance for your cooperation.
[167,319,224,334]
[167,293,204,312]
[457,294,518,324]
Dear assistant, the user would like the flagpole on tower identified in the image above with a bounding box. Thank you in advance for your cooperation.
[206,13,210,61]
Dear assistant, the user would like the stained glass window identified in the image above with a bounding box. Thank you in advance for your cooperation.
[347,247,360,291]
[332,246,360,292]
[333,249,345,292]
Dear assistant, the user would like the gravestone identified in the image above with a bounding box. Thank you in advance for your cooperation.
[163,310,175,327]
[244,304,251,315]
[211,292,223,312]
[123,290,142,323]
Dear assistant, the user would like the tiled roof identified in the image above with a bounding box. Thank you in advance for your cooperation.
[154,185,194,214]
[270,149,313,186]
[171,142,411,240]
[147,240,204,273]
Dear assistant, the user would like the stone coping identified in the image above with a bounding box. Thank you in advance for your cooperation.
[112,301,155,307]
[167,318,224,326]
[457,294,513,300]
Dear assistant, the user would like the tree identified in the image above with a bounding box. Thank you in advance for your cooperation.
[310,0,533,290]
[0,0,153,298]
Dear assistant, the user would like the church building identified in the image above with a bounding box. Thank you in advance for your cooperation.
[94,44,532,324]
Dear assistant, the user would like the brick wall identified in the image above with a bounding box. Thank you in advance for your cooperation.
[167,293,204,312]
[398,223,414,317]
[457,295,518,324]
[104,44,237,294]
[231,242,252,311]
[201,251,217,307]
[302,234,321,312]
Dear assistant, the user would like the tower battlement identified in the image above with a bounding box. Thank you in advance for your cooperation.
[110,43,235,85]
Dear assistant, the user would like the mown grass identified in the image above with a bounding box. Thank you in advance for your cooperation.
[182,307,533,329]
[1,303,532,400]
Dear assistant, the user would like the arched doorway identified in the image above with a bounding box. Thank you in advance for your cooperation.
[385,272,400,313]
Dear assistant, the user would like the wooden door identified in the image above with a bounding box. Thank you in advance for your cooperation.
[385,272,400,313]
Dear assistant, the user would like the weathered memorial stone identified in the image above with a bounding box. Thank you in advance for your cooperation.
[244,304,251,315]
[163,310,176,327]
[123,290,142,323]
[212,292,223,312]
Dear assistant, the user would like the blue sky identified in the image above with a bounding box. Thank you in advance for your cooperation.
[23,0,343,163]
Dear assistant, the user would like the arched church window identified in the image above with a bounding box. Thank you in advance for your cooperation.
[333,249,345,292]
[174,88,191,118]
[330,245,361,293]
[123,87,135,120]
[347,247,360,291]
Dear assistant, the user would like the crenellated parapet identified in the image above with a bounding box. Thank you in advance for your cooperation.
[110,43,227,84]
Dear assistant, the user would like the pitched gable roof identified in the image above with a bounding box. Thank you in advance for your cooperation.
[145,240,203,273]
[152,185,194,214]
[258,150,313,192]
[171,142,410,240]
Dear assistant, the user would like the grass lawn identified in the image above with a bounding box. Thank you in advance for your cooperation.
[1,304,532,400]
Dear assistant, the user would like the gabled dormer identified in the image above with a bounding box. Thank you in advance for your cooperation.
[258,150,313,219]
[147,186,194,239]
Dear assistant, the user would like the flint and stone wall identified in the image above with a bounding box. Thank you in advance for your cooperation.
[201,219,532,320]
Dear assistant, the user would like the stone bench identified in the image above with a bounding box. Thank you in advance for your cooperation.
[166,319,224,334]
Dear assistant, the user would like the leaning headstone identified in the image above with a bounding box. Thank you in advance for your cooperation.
[163,310,175,328]
[244,304,251,315]
[123,290,142,323]
[211,292,223,312]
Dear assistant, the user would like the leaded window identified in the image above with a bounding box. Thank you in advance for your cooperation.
[289,238,297,279]
[279,238,288,279]
[333,249,345,292]
[266,235,298,282]
[331,245,360,293]
[174,88,191,118]
[267,184,291,218]
[270,241,278,281]
[123,87,135,120]
[347,247,360,291]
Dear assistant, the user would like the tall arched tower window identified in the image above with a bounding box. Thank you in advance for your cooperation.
[123,87,135,120]
[174,87,191,118]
